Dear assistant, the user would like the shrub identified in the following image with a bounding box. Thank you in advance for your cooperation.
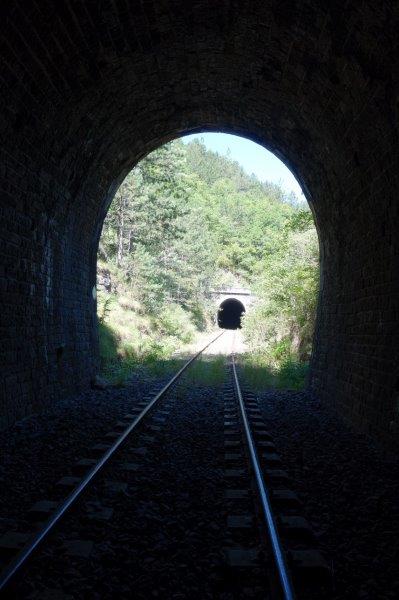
[155,303,196,344]
[98,321,119,366]
[275,359,309,390]
[239,351,309,391]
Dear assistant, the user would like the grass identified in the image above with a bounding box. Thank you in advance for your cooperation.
[184,355,226,387]
[99,338,180,386]
[239,351,309,391]
[97,287,201,385]
[144,354,226,388]
[98,288,308,392]
[276,359,309,390]
[98,314,227,388]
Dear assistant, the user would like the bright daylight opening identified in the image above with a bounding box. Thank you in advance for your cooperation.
[97,133,319,389]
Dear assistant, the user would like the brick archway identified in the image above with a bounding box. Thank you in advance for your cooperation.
[1,1,398,447]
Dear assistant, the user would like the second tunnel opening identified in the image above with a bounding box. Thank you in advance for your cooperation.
[217,298,246,330]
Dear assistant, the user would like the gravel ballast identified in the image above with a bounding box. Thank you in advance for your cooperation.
[0,369,173,538]
[1,352,398,599]
[253,386,399,600]
[8,360,269,599]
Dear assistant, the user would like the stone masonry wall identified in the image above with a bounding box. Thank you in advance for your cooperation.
[0,1,398,449]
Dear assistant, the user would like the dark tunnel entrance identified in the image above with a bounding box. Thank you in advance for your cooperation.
[217,298,246,330]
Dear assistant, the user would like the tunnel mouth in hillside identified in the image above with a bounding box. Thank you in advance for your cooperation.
[217,298,245,329]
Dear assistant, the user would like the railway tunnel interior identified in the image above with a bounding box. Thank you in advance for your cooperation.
[218,299,246,330]
[1,1,399,450]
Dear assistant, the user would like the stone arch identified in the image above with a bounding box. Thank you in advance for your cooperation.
[211,288,256,314]
[218,298,246,330]
[1,1,398,448]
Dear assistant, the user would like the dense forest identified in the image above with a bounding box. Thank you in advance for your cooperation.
[97,138,319,385]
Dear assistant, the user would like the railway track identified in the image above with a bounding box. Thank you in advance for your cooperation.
[0,330,328,598]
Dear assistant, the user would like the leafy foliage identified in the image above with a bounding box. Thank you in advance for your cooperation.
[242,208,319,363]
[98,136,319,383]
[240,353,310,391]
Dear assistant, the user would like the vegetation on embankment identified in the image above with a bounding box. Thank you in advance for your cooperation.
[239,353,310,391]
[97,137,319,387]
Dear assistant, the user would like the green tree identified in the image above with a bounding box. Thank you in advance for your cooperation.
[98,136,319,371]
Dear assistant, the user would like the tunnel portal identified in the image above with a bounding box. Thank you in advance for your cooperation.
[1,1,399,448]
[218,298,245,330]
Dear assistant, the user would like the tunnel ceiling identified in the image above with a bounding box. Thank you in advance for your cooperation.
[3,0,398,230]
[1,1,399,449]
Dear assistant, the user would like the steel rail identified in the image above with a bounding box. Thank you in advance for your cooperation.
[0,330,225,592]
[231,348,295,600]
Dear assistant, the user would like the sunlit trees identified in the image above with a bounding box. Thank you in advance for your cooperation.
[98,137,319,370]
[242,209,318,362]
